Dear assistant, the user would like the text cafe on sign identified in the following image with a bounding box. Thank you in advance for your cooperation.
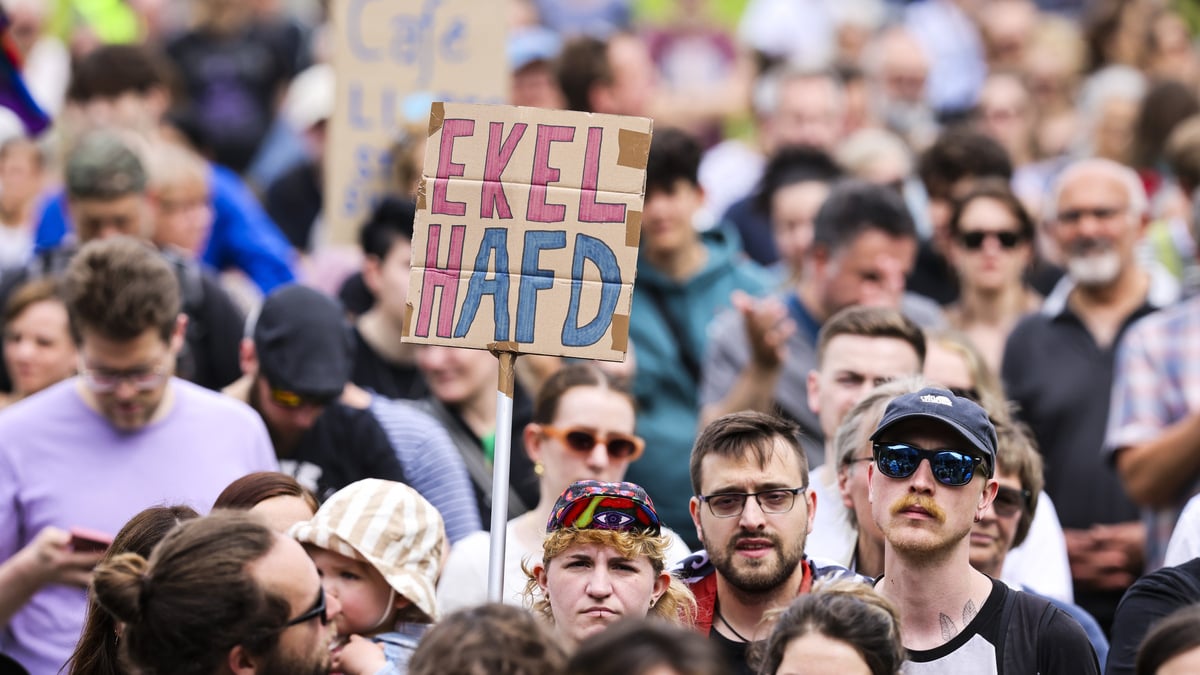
[404,103,653,362]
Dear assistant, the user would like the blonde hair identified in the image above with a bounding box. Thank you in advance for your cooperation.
[523,528,696,628]
[144,141,210,195]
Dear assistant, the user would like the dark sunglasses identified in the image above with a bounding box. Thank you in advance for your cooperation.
[284,586,328,627]
[873,441,986,487]
[540,425,645,461]
[992,486,1032,518]
[269,386,336,410]
[958,231,1023,250]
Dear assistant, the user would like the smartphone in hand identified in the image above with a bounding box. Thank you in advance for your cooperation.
[68,527,113,554]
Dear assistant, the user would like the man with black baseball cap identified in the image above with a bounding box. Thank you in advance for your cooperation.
[224,283,407,500]
[868,386,1098,674]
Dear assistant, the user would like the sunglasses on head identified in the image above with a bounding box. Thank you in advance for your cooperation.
[540,425,645,461]
[958,230,1023,250]
[872,441,987,487]
[269,386,336,410]
[992,485,1032,518]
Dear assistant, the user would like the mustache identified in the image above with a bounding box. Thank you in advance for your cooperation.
[731,531,781,547]
[1064,237,1114,257]
[889,494,947,523]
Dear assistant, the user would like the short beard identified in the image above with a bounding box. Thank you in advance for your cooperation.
[706,531,805,595]
[257,644,331,675]
[1065,249,1122,288]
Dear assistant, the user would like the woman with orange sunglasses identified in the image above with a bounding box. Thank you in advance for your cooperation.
[437,363,692,614]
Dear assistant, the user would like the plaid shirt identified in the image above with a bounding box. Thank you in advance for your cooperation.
[1106,294,1200,569]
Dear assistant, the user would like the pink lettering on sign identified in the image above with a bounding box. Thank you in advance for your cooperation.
[431,119,475,216]
[414,224,466,338]
[527,124,574,223]
[579,126,626,223]
[480,121,527,219]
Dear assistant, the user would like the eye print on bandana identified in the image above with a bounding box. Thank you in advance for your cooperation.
[593,510,636,529]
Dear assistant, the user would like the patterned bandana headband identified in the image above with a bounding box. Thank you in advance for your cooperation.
[546,480,662,537]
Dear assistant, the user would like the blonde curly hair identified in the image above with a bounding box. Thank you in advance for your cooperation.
[522,528,697,628]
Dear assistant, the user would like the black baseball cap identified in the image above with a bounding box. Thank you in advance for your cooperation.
[253,284,353,399]
[869,387,997,477]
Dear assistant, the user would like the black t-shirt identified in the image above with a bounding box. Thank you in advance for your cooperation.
[709,628,753,675]
[275,401,406,501]
[264,160,322,252]
[350,326,428,401]
[905,578,1100,674]
[1105,558,1200,675]
[165,24,295,173]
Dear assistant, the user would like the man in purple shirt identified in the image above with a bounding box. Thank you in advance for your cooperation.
[0,237,277,675]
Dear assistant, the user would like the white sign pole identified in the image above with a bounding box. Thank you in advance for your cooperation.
[486,350,517,602]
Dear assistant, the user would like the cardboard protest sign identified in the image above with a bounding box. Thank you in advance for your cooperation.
[403,103,652,362]
[324,0,507,246]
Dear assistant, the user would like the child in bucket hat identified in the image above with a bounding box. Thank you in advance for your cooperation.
[290,479,445,675]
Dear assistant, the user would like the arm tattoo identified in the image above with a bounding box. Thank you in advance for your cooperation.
[963,599,978,625]
[939,613,957,641]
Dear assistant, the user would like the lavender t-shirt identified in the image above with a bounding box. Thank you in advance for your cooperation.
[0,378,278,675]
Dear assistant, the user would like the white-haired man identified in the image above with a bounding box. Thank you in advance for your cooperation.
[1002,158,1177,633]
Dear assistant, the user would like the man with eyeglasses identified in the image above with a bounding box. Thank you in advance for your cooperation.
[0,237,277,674]
[869,387,1098,673]
[224,283,407,502]
[92,511,340,675]
[678,411,863,675]
[1002,157,1179,632]
[0,130,247,393]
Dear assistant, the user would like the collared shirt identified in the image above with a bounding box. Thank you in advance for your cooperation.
[1004,272,1175,529]
[1105,293,1200,570]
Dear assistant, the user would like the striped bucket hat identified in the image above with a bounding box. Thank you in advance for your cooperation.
[289,479,446,621]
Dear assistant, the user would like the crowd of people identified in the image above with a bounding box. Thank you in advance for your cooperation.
[4,0,1200,673]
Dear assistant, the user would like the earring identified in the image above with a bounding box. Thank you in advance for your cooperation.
[533,462,544,476]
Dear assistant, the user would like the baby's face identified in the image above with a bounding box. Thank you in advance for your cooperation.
[307,547,400,637]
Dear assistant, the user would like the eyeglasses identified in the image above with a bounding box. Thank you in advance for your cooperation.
[79,360,170,394]
[697,487,807,518]
[1056,207,1125,225]
[540,425,645,461]
[283,586,329,628]
[958,230,1023,250]
[992,486,1032,518]
[872,442,986,487]
[269,386,336,410]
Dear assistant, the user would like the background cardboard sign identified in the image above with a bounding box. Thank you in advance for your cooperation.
[325,0,508,245]
[403,102,652,362]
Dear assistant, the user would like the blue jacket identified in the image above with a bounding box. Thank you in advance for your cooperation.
[35,163,296,292]
[623,229,773,545]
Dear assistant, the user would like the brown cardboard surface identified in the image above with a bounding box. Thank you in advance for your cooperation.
[403,103,652,361]
[324,0,507,246]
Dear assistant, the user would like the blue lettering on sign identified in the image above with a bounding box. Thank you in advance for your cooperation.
[562,235,621,347]
[515,231,566,343]
[454,228,510,340]
[347,0,382,62]
[342,145,392,218]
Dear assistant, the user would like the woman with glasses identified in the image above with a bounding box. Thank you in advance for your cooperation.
[438,363,691,614]
[944,179,1042,374]
[968,417,1110,665]
[524,480,696,646]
